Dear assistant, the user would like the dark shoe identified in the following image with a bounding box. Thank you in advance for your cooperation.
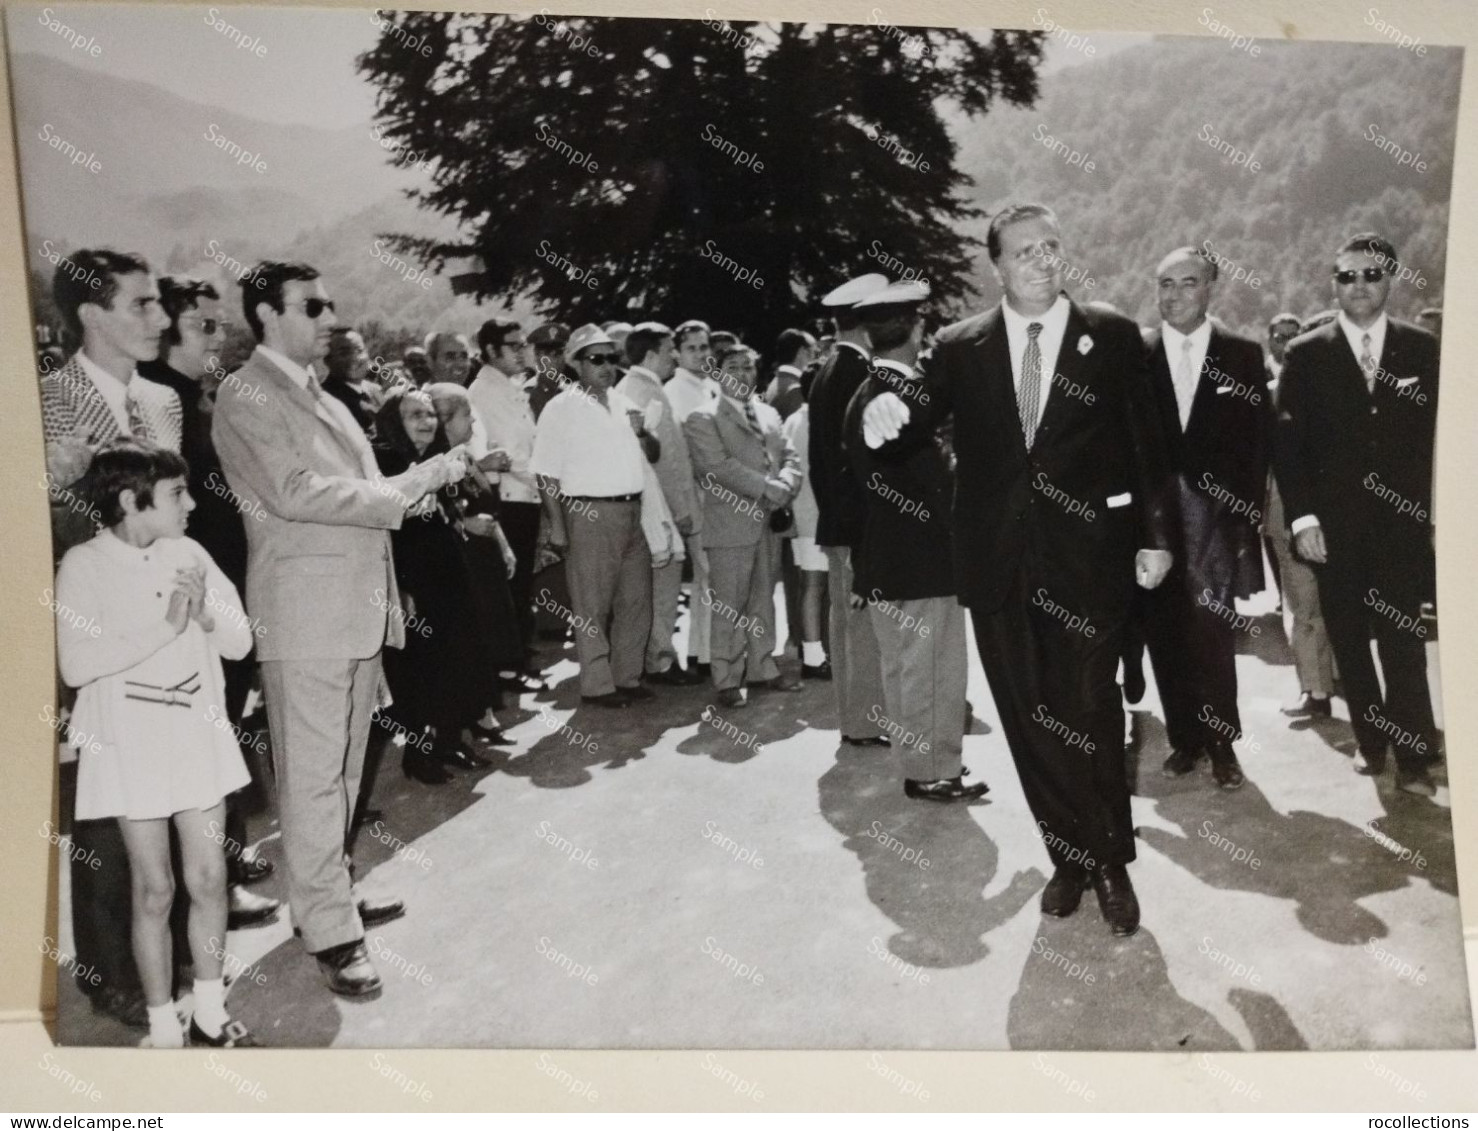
[402,750,452,784]
[642,667,692,687]
[1091,865,1140,937]
[358,895,406,929]
[91,985,148,1029]
[501,672,547,694]
[1122,662,1146,706]
[692,661,712,679]
[228,853,274,886]
[582,691,631,708]
[470,721,514,746]
[618,684,656,701]
[314,940,382,998]
[749,674,803,692]
[903,776,989,803]
[1355,747,1388,776]
[189,1017,259,1047]
[1395,766,1437,797]
[437,743,492,770]
[1040,864,1091,918]
[1282,692,1332,718]
[1161,748,1201,777]
[844,735,891,747]
[717,687,748,709]
[674,664,708,686]
[802,660,833,681]
[1207,743,1246,791]
[227,885,281,930]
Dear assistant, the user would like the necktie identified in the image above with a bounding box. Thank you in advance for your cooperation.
[743,399,760,433]
[1360,332,1377,394]
[1019,322,1044,448]
[1174,337,1196,430]
[124,392,147,438]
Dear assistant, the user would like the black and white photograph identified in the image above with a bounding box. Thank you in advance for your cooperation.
[12,1,1472,1064]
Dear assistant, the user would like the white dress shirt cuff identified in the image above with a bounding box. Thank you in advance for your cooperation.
[1291,515,1320,534]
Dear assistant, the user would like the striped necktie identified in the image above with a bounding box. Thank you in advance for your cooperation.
[1360,332,1377,394]
[1019,322,1044,447]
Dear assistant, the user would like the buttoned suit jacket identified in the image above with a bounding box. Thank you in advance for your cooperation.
[1145,324,1268,602]
[875,299,1176,616]
[684,397,800,551]
[808,344,873,549]
[211,349,407,662]
[616,367,701,534]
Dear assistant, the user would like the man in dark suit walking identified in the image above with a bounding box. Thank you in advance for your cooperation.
[1142,246,1269,790]
[1275,233,1440,797]
[862,203,1176,936]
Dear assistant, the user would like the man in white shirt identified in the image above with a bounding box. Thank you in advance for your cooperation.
[469,317,542,672]
[616,322,706,685]
[531,324,661,707]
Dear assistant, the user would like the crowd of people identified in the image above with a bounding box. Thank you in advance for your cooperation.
[40,201,1442,1047]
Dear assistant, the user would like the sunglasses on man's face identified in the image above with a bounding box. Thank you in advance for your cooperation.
[287,298,337,318]
[1333,268,1386,285]
[582,353,622,366]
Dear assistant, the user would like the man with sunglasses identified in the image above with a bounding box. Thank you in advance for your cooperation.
[1274,233,1440,797]
[214,261,471,998]
[531,323,661,707]
[1262,311,1335,722]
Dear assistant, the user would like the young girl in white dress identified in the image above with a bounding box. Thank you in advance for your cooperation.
[55,440,258,1048]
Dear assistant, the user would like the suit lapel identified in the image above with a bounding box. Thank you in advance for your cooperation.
[1185,329,1225,439]
[970,307,1025,457]
[63,357,126,444]
[1032,301,1089,447]
[255,353,375,477]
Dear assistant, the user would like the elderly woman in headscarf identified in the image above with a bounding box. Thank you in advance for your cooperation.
[371,387,498,783]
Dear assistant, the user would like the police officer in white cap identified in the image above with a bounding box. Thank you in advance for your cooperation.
[807,273,893,747]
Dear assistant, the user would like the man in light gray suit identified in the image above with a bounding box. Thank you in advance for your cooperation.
[213,262,466,998]
[684,343,803,708]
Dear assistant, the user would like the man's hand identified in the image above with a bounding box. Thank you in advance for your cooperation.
[463,514,499,538]
[862,391,910,448]
[762,479,790,506]
[46,437,95,488]
[1135,548,1173,590]
[1294,525,1328,564]
[676,515,695,538]
[479,449,512,473]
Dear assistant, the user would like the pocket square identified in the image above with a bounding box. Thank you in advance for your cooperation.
[1395,376,1418,388]
[1214,383,1234,395]
[1106,492,1133,509]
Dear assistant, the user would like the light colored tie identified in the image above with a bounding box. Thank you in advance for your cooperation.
[1019,322,1044,447]
[1175,337,1196,430]
[743,398,760,433]
[1360,332,1377,394]
[125,392,147,438]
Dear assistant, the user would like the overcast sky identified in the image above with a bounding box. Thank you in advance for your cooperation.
[7,4,1147,129]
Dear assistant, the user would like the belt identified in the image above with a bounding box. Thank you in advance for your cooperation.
[567,493,640,503]
[124,672,201,708]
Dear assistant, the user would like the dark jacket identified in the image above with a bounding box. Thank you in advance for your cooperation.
[808,342,873,549]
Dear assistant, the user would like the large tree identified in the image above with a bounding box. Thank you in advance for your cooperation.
[359,12,1043,344]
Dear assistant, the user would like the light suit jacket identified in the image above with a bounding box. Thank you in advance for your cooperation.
[684,396,800,550]
[211,348,406,662]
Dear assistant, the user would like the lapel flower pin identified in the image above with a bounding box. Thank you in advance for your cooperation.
[1077,334,1093,356]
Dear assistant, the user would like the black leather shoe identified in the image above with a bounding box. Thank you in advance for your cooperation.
[1091,864,1140,937]
[358,895,406,929]
[674,664,708,685]
[618,684,656,701]
[1355,747,1388,776]
[189,1017,259,1047]
[501,672,547,694]
[582,691,631,708]
[642,667,691,687]
[470,720,515,746]
[1282,692,1332,718]
[904,776,989,802]
[402,750,452,784]
[844,735,891,747]
[1207,742,1246,791]
[717,687,747,709]
[314,940,382,998]
[1395,766,1437,797]
[227,884,281,930]
[438,743,492,770]
[1041,864,1091,917]
[90,985,148,1029]
[802,660,833,681]
[1122,662,1146,706]
[1161,748,1201,777]
[228,853,274,886]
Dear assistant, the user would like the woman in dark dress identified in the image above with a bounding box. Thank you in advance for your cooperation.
[372,390,498,782]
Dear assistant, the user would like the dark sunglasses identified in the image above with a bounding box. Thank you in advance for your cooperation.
[582,352,622,366]
[288,298,337,318]
[1333,268,1386,285]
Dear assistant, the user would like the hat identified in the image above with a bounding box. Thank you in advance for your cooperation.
[602,321,635,337]
[854,279,931,310]
[564,323,618,363]
[821,273,891,308]
[528,321,571,349]
[631,321,673,336]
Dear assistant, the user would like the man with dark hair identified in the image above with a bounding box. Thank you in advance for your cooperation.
[685,344,802,707]
[765,328,816,419]
[665,319,720,676]
[1275,233,1440,797]
[1142,245,1268,790]
[320,328,383,436]
[213,260,469,997]
[525,321,573,421]
[402,346,432,387]
[41,248,178,1030]
[1263,312,1334,720]
[617,322,706,685]
[809,274,893,747]
[845,281,985,801]
[863,203,1176,936]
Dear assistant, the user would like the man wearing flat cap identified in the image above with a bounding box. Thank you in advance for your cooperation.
[808,273,893,747]
[531,324,661,707]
